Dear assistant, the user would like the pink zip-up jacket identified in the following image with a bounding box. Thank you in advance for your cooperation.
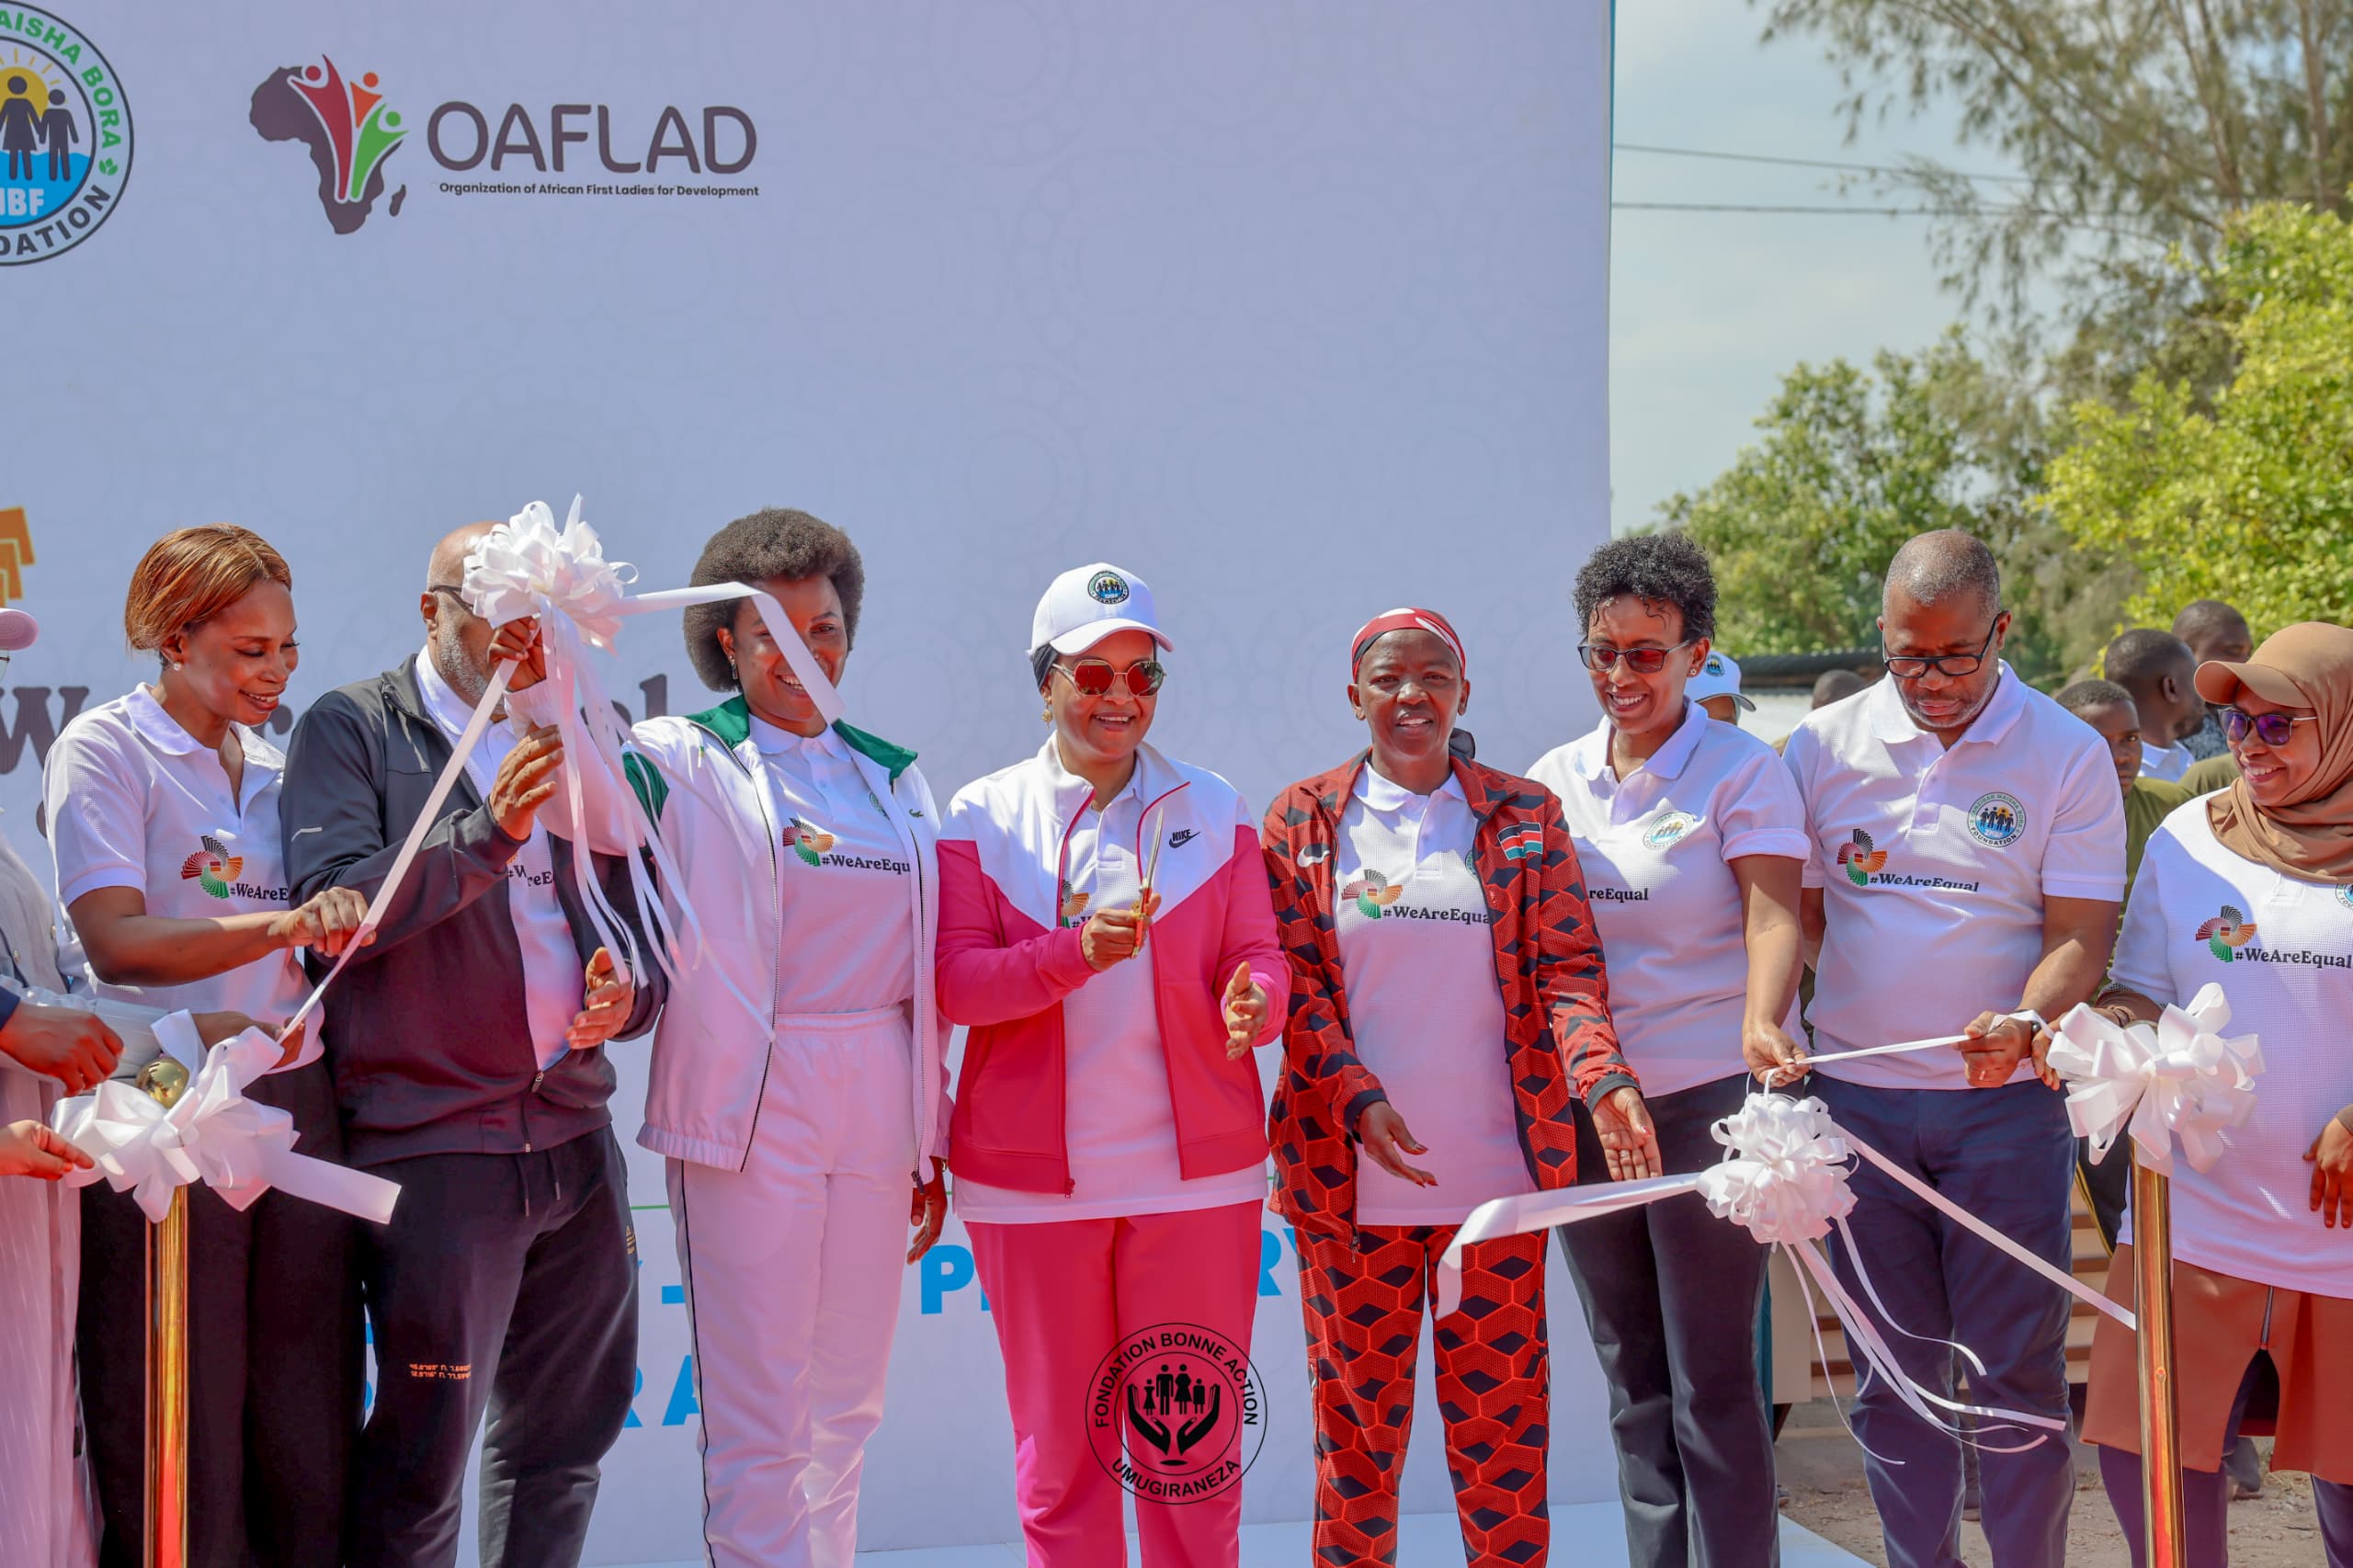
[936,739,1290,1196]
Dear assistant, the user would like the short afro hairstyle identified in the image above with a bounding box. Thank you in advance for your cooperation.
[2054,677,2135,718]
[682,507,866,692]
[2102,627,2195,694]
[1573,531,1718,646]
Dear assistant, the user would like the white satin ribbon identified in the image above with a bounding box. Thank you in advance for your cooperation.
[1765,1008,2045,1088]
[49,1014,400,1226]
[2043,983,2262,1176]
[1433,1085,2130,1454]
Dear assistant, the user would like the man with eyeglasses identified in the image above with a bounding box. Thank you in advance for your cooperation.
[1781,529,2126,1568]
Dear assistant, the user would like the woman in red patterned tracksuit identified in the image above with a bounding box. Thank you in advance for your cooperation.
[1261,608,1659,1567]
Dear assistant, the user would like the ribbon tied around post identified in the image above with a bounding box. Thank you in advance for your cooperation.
[50,1014,400,1226]
[2044,983,2263,1177]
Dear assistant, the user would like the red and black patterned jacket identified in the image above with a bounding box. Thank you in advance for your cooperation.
[1261,753,1633,1242]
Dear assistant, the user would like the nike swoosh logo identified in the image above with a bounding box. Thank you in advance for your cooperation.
[1167,828,1198,848]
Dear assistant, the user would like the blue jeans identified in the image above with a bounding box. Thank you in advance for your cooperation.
[1811,1075,2077,1568]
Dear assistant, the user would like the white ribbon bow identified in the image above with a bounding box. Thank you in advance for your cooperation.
[2044,983,2263,1176]
[50,1015,400,1226]
[466,499,631,653]
[1692,1092,1855,1244]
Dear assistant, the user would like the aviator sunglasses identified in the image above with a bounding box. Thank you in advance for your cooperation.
[1053,656,1166,698]
[1577,641,1691,675]
[2218,705,2320,748]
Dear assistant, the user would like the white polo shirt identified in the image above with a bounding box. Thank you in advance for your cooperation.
[416,653,581,1069]
[954,762,1265,1224]
[1529,702,1809,1099]
[1332,768,1526,1225]
[747,714,916,1016]
[2112,803,2353,1297]
[1784,665,2127,1089]
[43,686,317,1068]
[2141,739,2194,783]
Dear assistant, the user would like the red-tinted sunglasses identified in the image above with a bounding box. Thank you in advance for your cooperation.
[1053,656,1166,698]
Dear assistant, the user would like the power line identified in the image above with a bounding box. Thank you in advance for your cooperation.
[1612,141,2034,187]
[1608,199,2164,244]
[1612,200,1978,214]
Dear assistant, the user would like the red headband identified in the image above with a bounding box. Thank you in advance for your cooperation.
[1350,608,1466,676]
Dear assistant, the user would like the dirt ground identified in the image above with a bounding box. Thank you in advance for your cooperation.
[1774,1399,2332,1566]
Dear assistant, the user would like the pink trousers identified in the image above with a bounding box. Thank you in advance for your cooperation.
[967,1201,1261,1568]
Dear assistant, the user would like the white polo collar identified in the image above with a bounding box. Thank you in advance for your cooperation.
[124,684,206,757]
[1036,734,1170,812]
[748,710,847,759]
[1355,763,1466,812]
[123,684,286,773]
[1868,660,2026,749]
[1569,698,1706,782]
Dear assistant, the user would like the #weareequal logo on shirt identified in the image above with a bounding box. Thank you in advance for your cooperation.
[780,813,912,877]
[1341,874,1402,918]
[1836,829,1889,887]
[176,834,289,903]
[2187,903,2349,969]
[2194,904,2258,962]
[179,834,244,898]
[781,816,837,867]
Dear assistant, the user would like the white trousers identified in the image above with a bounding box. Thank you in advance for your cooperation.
[670,1006,917,1568]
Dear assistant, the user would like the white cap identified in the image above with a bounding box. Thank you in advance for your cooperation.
[0,607,38,652]
[1688,649,1755,711]
[1030,562,1173,656]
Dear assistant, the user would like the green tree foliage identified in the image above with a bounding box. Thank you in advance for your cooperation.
[1657,333,2124,686]
[1756,0,2353,317]
[2046,199,2353,631]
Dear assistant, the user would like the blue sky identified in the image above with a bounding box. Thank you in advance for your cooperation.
[1609,0,1992,535]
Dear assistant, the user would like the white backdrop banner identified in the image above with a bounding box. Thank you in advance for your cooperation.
[4,1,1618,1559]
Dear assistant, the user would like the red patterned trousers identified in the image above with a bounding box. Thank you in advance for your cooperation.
[1295,1223,1550,1567]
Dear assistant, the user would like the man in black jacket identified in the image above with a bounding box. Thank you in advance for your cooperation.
[283,522,665,1568]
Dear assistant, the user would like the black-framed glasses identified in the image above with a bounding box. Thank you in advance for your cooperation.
[1054,656,1165,698]
[1577,641,1690,675]
[1881,623,1998,681]
[2218,706,2320,747]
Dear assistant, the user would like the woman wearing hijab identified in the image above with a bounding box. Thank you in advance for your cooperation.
[935,562,1285,1568]
[1523,534,1806,1567]
[504,507,949,1568]
[1263,608,1655,1568]
[2071,621,2353,1565]
[43,527,369,1568]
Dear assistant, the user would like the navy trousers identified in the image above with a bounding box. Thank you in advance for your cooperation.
[1811,1075,2077,1568]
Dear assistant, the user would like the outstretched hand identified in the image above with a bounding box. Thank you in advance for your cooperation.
[1221,961,1268,1058]
[1593,1085,1663,1182]
[1,1119,92,1180]
[1358,1101,1436,1187]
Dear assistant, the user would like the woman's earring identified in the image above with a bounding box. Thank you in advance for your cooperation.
[1041,703,1052,723]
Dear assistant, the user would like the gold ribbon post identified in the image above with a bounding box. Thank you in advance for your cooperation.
[2132,1160,2186,1567]
[138,1058,190,1568]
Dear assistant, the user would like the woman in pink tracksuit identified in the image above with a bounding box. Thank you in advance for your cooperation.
[937,561,1288,1568]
